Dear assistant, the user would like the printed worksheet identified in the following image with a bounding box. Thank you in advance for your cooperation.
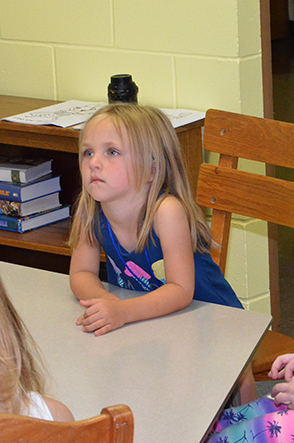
[160,108,205,128]
[1,100,108,128]
[1,100,205,129]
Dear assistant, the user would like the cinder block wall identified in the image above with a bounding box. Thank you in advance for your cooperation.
[0,1,263,113]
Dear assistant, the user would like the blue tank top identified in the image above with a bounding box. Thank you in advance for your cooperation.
[97,210,243,309]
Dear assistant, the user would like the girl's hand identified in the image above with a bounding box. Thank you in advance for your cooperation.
[76,298,128,336]
[268,353,294,381]
[271,377,294,409]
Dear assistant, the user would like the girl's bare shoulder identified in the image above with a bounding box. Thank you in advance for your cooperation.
[154,195,187,230]
[43,396,75,422]
[156,195,185,216]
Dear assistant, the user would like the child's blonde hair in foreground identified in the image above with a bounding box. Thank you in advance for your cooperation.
[0,277,45,414]
[69,103,211,253]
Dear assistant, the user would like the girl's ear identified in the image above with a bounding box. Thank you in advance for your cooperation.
[149,162,156,183]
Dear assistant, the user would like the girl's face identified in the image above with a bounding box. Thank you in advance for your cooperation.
[80,115,137,206]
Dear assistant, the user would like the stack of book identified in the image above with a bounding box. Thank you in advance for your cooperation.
[0,157,70,233]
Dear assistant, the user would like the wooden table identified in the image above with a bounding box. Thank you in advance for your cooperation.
[0,261,272,443]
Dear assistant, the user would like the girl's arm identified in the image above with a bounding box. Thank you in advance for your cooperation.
[123,196,195,319]
[79,197,195,335]
[69,233,119,301]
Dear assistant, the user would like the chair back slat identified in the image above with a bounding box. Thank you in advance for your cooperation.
[204,109,294,169]
[196,163,294,229]
[0,404,134,443]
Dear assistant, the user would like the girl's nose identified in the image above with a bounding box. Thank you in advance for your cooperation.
[89,153,103,169]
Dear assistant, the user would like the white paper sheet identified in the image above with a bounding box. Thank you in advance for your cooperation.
[1,100,205,129]
[160,108,205,128]
[1,100,108,128]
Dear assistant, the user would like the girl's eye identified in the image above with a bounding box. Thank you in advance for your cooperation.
[83,149,93,158]
[108,149,119,156]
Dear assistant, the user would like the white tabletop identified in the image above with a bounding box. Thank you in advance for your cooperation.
[0,261,271,443]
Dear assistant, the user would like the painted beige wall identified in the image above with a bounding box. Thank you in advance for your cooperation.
[0,0,263,114]
[0,0,270,315]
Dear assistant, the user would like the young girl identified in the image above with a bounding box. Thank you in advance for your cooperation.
[0,277,74,421]
[207,353,294,442]
[69,103,255,402]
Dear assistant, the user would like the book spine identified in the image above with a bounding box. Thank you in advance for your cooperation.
[0,182,21,202]
[0,216,21,232]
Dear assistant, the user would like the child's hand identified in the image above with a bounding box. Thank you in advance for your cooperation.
[268,353,294,381]
[76,298,128,336]
[271,377,294,409]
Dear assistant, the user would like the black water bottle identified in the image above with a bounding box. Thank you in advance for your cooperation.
[108,74,139,104]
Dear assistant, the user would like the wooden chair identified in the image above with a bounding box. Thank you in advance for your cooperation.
[0,404,134,443]
[196,108,294,381]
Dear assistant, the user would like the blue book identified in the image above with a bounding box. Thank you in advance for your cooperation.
[0,205,70,233]
[0,174,61,202]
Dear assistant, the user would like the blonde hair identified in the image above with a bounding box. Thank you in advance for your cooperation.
[0,277,45,414]
[69,103,211,253]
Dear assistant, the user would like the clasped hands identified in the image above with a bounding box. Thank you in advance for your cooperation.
[268,353,294,409]
[76,295,128,336]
